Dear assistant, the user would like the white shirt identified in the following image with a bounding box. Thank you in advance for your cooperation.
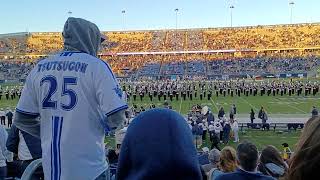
[0,111,5,117]
[208,124,214,132]
[232,121,239,131]
[0,125,8,167]
[18,131,33,160]
[214,121,222,134]
[17,52,128,180]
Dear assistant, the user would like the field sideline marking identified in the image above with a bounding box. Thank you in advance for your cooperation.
[273,97,307,114]
[210,99,219,112]
[239,97,259,111]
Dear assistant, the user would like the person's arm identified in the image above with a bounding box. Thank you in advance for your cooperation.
[14,68,40,138]
[13,112,40,138]
[6,125,20,153]
[94,61,128,133]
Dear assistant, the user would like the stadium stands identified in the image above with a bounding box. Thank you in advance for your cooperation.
[1,23,320,78]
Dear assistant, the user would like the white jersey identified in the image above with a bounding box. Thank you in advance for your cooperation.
[214,121,222,134]
[17,52,128,180]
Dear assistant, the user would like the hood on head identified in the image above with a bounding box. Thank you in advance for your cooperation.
[63,17,105,57]
[116,108,202,180]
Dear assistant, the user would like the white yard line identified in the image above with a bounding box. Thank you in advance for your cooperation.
[210,99,220,112]
[273,97,307,114]
[240,97,259,111]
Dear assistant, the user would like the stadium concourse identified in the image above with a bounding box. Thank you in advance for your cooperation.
[1,22,320,180]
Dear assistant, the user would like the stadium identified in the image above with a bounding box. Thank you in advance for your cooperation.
[0,1,320,180]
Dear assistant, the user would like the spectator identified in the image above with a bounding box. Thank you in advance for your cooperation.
[6,124,42,179]
[210,133,221,151]
[215,141,275,180]
[0,124,11,179]
[218,107,225,119]
[222,121,231,144]
[281,143,292,162]
[286,116,320,180]
[258,107,264,119]
[229,106,234,120]
[250,109,255,124]
[13,17,128,180]
[231,118,239,143]
[202,148,220,174]
[116,108,202,180]
[5,109,13,128]
[311,106,318,117]
[214,120,222,142]
[0,109,5,126]
[209,146,237,180]
[258,145,287,179]
[208,121,215,142]
[232,105,237,115]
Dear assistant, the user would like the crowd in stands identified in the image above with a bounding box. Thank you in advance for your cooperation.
[0,61,34,80]
[1,55,318,78]
[1,23,320,77]
[25,33,63,54]
[0,34,28,54]
[206,56,320,76]
[2,23,320,55]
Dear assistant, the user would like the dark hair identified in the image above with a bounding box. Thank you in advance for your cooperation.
[237,141,258,171]
[259,145,287,177]
[286,116,320,180]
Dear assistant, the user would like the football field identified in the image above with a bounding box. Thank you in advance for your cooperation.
[1,86,314,151]
[127,93,317,121]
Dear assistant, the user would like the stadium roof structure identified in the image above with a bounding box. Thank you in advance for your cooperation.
[0,32,29,38]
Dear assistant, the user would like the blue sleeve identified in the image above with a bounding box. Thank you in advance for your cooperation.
[6,125,19,154]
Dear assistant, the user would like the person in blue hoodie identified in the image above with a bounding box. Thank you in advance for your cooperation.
[116,108,202,180]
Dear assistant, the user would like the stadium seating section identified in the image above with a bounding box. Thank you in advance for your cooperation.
[1,23,320,77]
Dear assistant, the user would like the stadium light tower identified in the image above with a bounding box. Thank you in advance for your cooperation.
[229,5,235,27]
[289,1,295,24]
[121,10,126,31]
[174,8,179,50]
[67,11,72,17]
[175,8,179,30]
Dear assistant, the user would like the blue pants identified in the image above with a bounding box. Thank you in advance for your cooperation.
[0,166,7,180]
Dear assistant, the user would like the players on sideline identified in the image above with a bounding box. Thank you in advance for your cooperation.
[13,17,127,180]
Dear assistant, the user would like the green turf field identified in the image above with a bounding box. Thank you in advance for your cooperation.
[0,82,311,152]
[105,130,301,151]
[127,93,319,115]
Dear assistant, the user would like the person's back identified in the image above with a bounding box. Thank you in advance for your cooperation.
[215,168,275,180]
[14,17,128,180]
[216,141,275,180]
[116,109,202,180]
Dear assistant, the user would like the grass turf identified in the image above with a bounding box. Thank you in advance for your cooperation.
[105,129,301,152]
[0,84,309,152]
